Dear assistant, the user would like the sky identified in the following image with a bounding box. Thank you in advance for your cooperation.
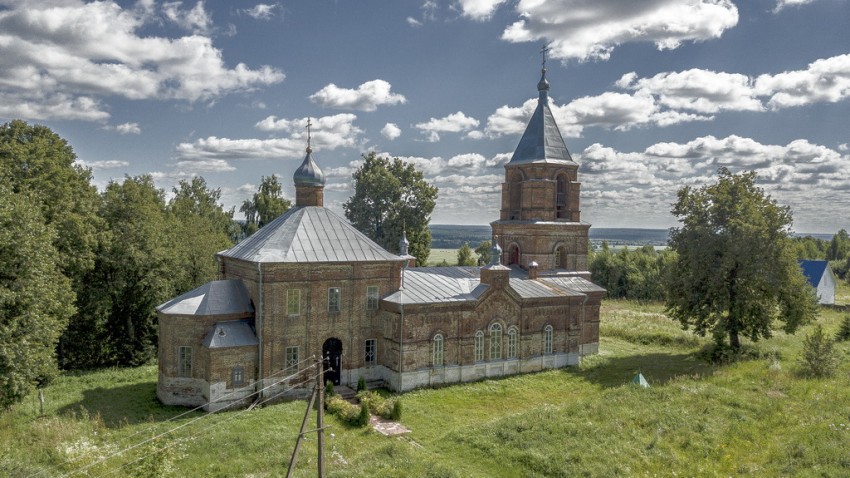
[1,0,848,233]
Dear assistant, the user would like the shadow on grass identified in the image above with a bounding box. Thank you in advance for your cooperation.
[57,381,198,428]
[566,351,717,388]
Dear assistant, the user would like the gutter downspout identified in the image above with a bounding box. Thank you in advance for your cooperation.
[256,262,264,398]
[398,261,407,392]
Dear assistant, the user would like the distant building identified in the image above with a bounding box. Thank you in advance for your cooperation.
[156,62,606,411]
[799,260,836,305]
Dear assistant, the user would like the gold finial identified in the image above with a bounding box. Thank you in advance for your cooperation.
[306,117,313,153]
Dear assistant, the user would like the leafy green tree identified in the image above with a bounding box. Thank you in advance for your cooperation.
[0,186,74,408]
[665,168,818,351]
[827,229,850,262]
[0,120,105,368]
[169,177,236,293]
[475,240,492,265]
[240,175,292,236]
[457,242,476,266]
[99,176,178,366]
[344,153,438,264]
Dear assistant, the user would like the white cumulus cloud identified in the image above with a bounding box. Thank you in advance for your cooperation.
[0,0,283,122]
[309,80,406,111]
[415,111,480,142]
[242,3,279,20]
[486,0,739,62]
[381,123,402,140]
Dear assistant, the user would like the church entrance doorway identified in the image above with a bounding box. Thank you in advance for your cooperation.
[322,338,343,385]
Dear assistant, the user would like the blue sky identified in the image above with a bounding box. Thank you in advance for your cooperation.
[1,0,848,233]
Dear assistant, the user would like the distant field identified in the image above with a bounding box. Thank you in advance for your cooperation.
[4,297,850,477]
[426,248,464,266]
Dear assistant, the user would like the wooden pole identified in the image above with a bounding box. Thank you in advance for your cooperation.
[286,363,318,478]
[317,357,325,477]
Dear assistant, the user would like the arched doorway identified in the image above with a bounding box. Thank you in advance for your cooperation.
[322,338,343,386]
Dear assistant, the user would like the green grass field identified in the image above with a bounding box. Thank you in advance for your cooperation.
[3,297,850,477]
[426,248,463,266]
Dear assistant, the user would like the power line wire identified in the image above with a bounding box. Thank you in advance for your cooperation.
[58,362,319,478]
[30,356,316,478]
[98,373,320,477]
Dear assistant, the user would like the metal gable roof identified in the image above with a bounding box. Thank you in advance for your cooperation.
[156,279,254,316]
[219,206,404,263]
[798,259,829,288]
[383,266,595,305]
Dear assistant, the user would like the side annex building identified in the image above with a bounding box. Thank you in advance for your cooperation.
[156,65,606,410]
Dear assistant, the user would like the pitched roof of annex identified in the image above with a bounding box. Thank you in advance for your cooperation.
[156,279,254,316]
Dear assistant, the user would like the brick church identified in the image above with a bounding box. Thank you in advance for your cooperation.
[156,63,605,411]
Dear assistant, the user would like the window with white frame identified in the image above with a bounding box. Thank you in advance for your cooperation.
[544,325,553,354]
[507,327,518,359]
[231,366,244,386]
[366,285,379,310]
[286,289,301,316]
[433,334,444,367]
[178,346,192,377]
[474,331,484,362]
[365,339,377,366]
[490,323,503,360]
[285,346,299,370]
[328,287,341,312]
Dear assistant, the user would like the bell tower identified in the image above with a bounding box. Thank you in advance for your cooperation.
[491,47,590,275]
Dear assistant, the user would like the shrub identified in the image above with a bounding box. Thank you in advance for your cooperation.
[798,324,839,378]
[391,399,402,421]
[836,316,850,341]
[325,381,335,397]
[357,390,402,420]
[357,376,366,392]
[357,402,370,427]
[325,395,366,427]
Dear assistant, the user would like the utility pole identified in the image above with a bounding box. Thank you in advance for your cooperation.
[317,355,325,477]
[285,357,328,478]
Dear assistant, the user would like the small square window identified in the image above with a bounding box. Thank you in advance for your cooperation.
[328,287,341,312]
[286,346,299,370]
[366,286,379,310]
[365,339,377,366]
[286,289,301,316]
[231,366,244,386]
[178,346,192,377]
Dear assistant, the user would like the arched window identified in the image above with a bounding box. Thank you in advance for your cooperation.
[508,244,520,266]
[490,323,503,360]
[554,245,567,269]
[507,327,518,359]
[543,325,553,355]
[433,334,444,367]
[556,173,568,219]
[474,331,484,362]
[509,172,522,219]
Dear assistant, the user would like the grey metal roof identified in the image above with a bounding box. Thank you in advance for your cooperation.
[156,280,254,316]
[384,266,488,305]
[508,69,576,166]
[203,320,259,349]
[541,276,607,295]
[383,265,594,305]
[219,206,405,264]
[293,148,326,186]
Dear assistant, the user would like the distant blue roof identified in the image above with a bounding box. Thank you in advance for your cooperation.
[799,260,829,288]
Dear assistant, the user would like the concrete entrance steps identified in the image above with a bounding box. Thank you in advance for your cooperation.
[334,385,357,401]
